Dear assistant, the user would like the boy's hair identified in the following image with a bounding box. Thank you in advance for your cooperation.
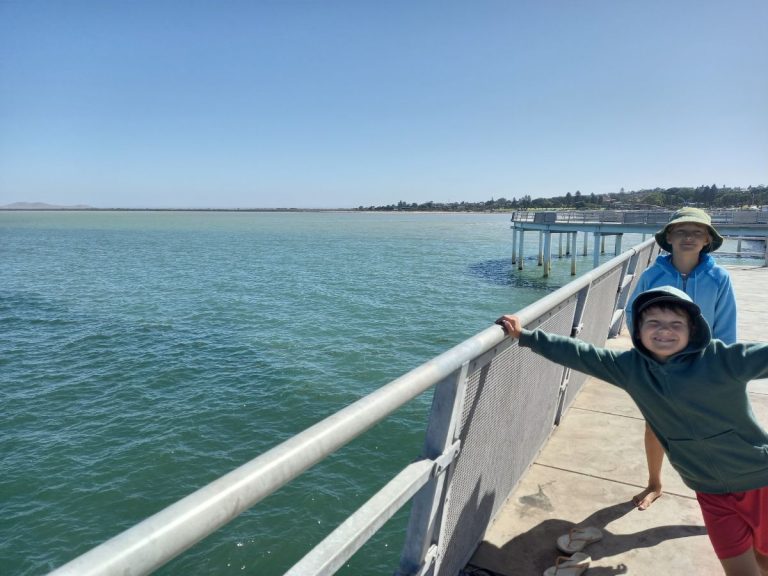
[638,302,695,334]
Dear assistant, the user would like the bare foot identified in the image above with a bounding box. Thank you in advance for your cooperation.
[633,487,662,510]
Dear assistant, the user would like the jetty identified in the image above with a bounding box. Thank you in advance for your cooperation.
[510,210,768,276]
[47,238,768,576]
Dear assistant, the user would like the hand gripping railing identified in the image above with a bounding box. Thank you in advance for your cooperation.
[48,238,658,576]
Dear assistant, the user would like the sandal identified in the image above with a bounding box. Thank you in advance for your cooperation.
[543,553,591,575]
[556,526,603,554]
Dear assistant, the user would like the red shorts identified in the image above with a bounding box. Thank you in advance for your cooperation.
[697,487,768,559]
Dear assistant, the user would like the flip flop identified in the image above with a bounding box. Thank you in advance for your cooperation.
[543,553,591,576]
[556,526,603,554]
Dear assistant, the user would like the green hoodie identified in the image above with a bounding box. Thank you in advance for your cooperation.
[518,286,768,494]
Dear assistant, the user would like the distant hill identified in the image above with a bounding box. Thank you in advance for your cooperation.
[359,184,768,212]
[1,202,93,210]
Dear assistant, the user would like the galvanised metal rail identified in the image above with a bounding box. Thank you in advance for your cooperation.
[510,208,768,225]
[47,238,659,576]
[511,209,669,224]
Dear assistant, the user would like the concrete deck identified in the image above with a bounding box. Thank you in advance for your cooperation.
[467,265,768,576]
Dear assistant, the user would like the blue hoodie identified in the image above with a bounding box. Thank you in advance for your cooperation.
[625,253,737,344]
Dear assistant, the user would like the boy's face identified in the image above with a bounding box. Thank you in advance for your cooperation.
[638,307,691,362]
[666,223,711,254]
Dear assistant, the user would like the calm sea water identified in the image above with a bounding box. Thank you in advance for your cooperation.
[0,211,664,575]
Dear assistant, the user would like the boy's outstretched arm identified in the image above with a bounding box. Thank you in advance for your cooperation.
[495,313,628,388]
[496,314,523,338]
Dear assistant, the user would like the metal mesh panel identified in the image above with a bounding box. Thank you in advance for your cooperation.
[619,242,659,335]
[608,242,659,338]
[580,268,624,347]
[433,299,577,576]
[561,268,623,410]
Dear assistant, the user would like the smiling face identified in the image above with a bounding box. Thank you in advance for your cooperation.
[638,306,691,362]
[666,223,712,255]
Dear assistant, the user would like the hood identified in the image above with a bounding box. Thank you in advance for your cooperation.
[630,286,712,356]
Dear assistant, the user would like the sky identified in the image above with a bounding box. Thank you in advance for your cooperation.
[1,1,766,209]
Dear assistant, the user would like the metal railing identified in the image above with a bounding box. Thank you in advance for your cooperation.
[511,209,768,225]
[511,210,669,224]
[48,238,659,576]
[710,210,768,225]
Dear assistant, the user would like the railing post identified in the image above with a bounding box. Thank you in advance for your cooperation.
[543,231,552,277]
[396,364,470,576]
[570,232,577,276]
[764,239,768,267]
[592,233,601,268]
[537,232,544,266]
[511,224,517,264]
[609,254,635,338]
[553,284,590,425]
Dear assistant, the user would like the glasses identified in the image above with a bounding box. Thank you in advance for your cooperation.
[640,319,690,333]
[668,229,708,240]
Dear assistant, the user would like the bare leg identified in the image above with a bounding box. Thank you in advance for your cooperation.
[633,423,664,510]
[755,548,768,576]
[720,548,762,576]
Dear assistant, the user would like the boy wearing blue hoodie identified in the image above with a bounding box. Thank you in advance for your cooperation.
[626,207,738,510]
[498,286,768,575]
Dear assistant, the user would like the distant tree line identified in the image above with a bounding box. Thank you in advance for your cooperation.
[356,185,768,212]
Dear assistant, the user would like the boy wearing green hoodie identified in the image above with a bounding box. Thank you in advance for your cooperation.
[497,286,768,575]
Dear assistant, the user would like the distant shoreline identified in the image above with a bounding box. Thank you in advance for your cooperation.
[0,207,347,212]
[0,206,508,214]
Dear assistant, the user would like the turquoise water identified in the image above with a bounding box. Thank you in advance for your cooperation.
[2,211,649,575]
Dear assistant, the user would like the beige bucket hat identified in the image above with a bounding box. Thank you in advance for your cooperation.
[655,207,724,253]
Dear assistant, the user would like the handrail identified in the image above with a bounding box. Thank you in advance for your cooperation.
[284,459,437,575]
[47,321,506,576]
[510,208,768,225]
[48,238,658,576]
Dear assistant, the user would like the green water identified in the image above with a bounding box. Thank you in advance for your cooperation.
[1,211,646,575]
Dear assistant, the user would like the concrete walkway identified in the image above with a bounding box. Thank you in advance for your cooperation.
[466,265,768,576]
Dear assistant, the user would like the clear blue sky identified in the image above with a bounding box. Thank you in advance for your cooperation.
[1,0,766,209]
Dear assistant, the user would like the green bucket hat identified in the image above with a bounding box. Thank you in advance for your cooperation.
[655,207,724,253]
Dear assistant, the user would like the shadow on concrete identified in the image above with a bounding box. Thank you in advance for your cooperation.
[468,500,707,575]
[570,501,707,558]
